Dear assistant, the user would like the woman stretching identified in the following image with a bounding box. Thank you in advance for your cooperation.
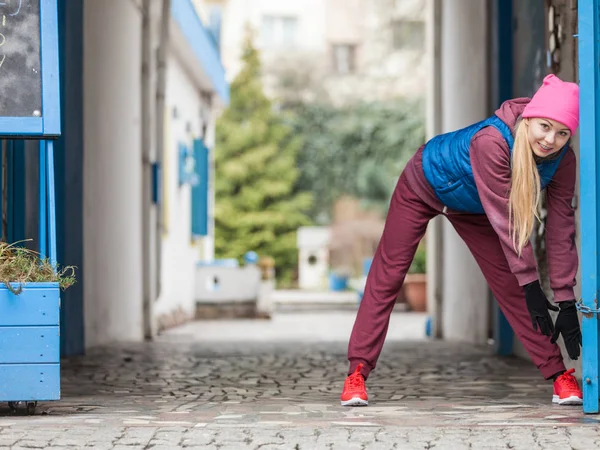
[341,74,583,407]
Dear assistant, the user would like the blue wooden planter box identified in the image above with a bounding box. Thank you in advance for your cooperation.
[0,282,60,402]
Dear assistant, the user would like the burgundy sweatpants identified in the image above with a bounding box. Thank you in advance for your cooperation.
[347,171,565,380]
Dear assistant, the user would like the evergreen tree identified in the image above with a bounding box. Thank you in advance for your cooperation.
[214,34,312,282]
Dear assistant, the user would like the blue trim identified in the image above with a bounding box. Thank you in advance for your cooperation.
[578,0,600,414]
[0,282,59,290]
[0,0,61,136]
[46,140,57,269]
[171,0,229,104]
[40,0,61,136]
[39,141,47,260]
[0,118,43,136]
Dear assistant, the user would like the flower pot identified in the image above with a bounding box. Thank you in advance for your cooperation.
[329,273,348,291]
[404,273,427,312]
[0,282,61,404]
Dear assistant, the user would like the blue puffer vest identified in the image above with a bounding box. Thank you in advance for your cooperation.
[421,114,567,214]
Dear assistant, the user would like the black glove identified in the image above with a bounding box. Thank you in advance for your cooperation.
[524,280,559,336]
[551,300,582,360]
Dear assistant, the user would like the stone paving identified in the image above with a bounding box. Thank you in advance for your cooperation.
[0,311,597,449]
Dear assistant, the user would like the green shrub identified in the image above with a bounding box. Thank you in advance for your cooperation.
[408,244,426,274]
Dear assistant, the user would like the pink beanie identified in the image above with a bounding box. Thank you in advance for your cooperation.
[522,74,580,134]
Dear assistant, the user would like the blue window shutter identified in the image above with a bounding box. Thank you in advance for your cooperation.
[191,139,209,237]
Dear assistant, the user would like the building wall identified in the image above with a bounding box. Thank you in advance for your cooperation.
[82,0,226,345]
[438,0,490,344]
[324,0,426,104]
[83,0,144,347]
[154,54,209,325]
[220,0,327,83]
[219,0,426,105]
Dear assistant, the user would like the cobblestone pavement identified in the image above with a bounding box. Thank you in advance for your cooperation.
[0,311,598,449]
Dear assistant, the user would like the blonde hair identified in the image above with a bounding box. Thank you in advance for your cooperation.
[509,119,540,255]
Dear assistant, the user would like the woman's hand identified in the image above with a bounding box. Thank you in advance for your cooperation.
[524,280,558,336]
[551,300,582,360]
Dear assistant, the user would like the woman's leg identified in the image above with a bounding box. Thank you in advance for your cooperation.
[348,171,438,379]
[448,213,565,379]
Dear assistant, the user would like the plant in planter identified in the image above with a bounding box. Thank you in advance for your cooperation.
[0,241,75,414]
[404,243,427,312]
[0,241,76,292]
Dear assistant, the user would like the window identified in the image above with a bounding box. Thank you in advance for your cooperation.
[281,17,298,48]
[261,15,298,49]
[332,44,356,74]
[261,16,275,45]
[392,20,424,51]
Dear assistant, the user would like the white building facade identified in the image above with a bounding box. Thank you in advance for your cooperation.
[217,0,426,105]
[57,0,229,352]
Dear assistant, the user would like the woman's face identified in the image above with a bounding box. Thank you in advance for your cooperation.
[526,118,571,158]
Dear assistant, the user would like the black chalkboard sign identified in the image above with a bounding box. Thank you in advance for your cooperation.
[0,0,42,118]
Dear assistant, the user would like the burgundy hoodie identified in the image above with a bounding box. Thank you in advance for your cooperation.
[404,98,577,302]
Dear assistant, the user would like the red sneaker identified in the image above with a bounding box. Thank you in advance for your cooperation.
[553,368,583,405]
[341,363,368,406]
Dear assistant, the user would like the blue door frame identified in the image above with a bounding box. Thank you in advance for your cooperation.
[579,0,600,414]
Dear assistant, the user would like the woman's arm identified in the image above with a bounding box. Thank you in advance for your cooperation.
[470,131,539,285]
[545,148,578,302]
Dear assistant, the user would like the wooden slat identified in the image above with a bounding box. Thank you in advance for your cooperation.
[0,285,59,327]
[0,364,59,401]
[0,327,59,363]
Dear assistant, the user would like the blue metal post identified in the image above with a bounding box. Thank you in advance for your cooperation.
[578,0,600,414]
[39,141,47,260]
[46,140,57,269]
